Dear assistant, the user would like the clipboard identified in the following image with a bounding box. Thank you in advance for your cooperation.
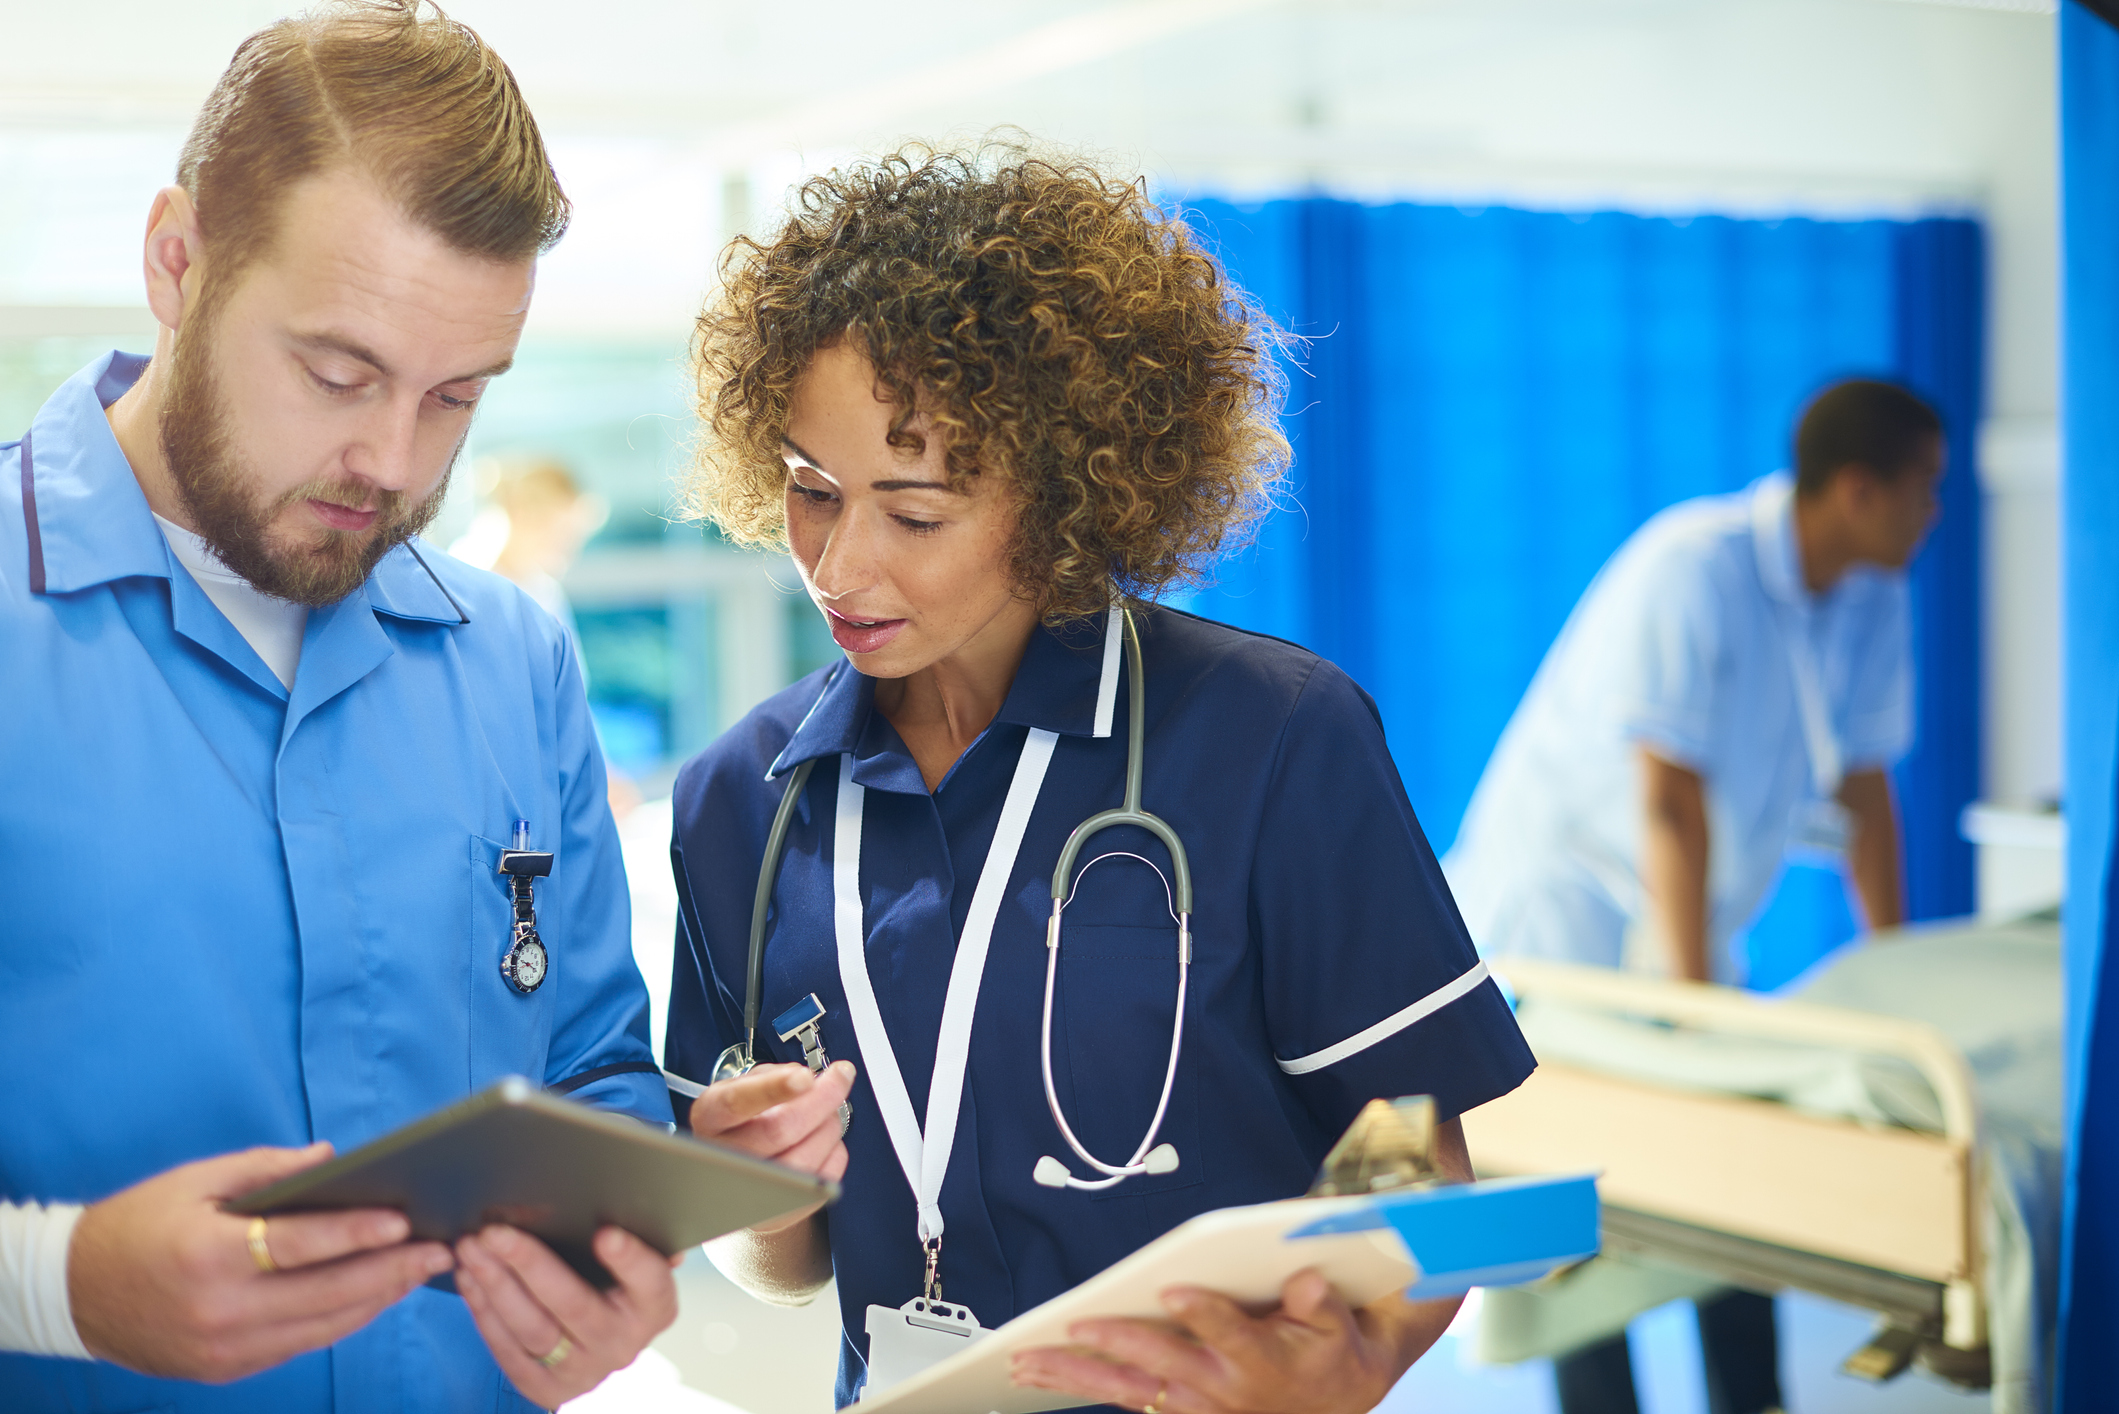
[854,1172,1599,1414]
[224,1077,836,1290]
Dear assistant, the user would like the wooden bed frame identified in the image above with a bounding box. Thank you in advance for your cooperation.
[1458,958,1985,1358]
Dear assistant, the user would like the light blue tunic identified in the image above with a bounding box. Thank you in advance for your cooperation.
[0,353,668,1413]
[1444,473,1913,982]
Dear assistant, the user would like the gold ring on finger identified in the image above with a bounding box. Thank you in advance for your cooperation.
[1143,1382,1168,1414]
[246,1216,278,1274]
[538,1335,573,1368]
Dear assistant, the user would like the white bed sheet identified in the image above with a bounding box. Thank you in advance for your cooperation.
[1498,917,2061,1412]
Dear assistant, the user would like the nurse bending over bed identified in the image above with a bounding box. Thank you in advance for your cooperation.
[657,146,1536,1413]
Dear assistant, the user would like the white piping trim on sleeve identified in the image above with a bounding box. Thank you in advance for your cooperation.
[663,1068,708,1099]
[1092,604,1122,739]
[1274,959,1492,1076]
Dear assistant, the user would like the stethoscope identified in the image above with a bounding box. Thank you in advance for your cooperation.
[712,607,1195,1192]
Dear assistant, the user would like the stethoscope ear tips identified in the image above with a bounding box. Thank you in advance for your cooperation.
[1143,1143,1180,1176]
[1032,1156,1071,1189]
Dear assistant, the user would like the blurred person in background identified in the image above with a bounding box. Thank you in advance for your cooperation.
[450,457,641,816]
[1443,379,1946,1414]
[660,147,1536,1414]
[449,454,609,639]
[0,4,676,1410]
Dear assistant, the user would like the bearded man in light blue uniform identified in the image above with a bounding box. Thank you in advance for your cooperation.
[0,5,676,1411]
[1443,378,1946,1414]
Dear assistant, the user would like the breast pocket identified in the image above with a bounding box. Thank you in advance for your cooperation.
[1051,913,1201,1201]
[469,833,554,1090]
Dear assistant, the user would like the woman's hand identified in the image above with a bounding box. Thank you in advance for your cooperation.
[453,1223,678,1407]
[688,1062,853,1227]
[692,1061,855,1304]
[1009,1270,1455,1414]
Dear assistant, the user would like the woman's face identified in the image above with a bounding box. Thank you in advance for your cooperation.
[781,342,1032,679]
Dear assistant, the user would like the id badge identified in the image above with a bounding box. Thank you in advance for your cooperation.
[860,1298,988,1397]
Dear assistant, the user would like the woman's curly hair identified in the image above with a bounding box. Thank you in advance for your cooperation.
[684,144,1292,624]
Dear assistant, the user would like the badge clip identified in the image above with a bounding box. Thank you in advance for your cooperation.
[776,992,852,1133]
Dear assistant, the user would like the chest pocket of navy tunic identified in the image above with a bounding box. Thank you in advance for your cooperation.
[1050,847,1200,1198]
[469,833,554,1089]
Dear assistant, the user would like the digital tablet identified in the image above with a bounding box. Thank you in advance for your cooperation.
[224,1077,836,1289]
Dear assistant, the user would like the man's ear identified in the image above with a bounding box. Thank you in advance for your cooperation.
[141,186,208,335]
[1831,461,1884,513]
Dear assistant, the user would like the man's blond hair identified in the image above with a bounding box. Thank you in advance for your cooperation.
[176,0,566,282]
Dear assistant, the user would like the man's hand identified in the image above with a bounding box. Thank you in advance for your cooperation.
[688,1062,853,1229]
[68,1143,453,1381]
[1009,1270,1445,1414]
[453,1223,678,1407]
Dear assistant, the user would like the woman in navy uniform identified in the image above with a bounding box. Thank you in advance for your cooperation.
[664,148,1534,1414]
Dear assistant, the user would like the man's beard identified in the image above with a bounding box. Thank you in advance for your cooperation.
[158,314,453,609]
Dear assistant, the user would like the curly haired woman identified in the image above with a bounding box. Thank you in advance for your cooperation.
[662,147,1534,1414]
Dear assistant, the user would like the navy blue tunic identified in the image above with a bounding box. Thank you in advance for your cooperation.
[667,604,1533,1406]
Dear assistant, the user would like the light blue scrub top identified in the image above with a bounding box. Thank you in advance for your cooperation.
[0,354,668,1414]
[1444,473,1913,982]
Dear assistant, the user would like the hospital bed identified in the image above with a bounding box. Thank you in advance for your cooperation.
[1458,916,2061,1410]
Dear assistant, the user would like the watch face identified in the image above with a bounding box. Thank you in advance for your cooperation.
[506,936,548,992]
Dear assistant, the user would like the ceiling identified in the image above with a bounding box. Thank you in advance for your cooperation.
[0,0,2057,343]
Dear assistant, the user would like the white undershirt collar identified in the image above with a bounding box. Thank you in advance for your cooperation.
[153,513,307,689]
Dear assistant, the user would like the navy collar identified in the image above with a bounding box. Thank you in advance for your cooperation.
[21,350,465,625]
[767,606,1127,783]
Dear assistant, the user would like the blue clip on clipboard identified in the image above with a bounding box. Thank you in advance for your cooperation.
[1287,1171,1602,1297]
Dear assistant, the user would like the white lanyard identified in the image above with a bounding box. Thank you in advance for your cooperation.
[1752,479,1842,800]
[833,728,1059,1245]
[1784,615,1843,800]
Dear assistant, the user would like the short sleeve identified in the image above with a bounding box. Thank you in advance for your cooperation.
[1253,661,1534,1131]
[1612,545,1726,771]
[1838,576,1914,770]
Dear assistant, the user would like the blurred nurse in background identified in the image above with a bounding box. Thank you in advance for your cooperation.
[450,455,609,638]
[1443,378,1946,1414]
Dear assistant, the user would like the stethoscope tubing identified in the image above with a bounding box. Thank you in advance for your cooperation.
[736,755,819,1071]
[734,605,1194,1191]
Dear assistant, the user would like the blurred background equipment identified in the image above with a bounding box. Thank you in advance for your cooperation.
[1,1,2069,1410]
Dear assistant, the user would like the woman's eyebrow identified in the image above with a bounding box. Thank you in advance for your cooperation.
[781,436,827,469]
[870,477,955,493]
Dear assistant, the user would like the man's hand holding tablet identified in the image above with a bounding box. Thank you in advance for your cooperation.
[454,1219,676,1405]
[68,1142,452,1382]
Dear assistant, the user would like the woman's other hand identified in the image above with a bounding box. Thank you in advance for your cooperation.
[1008,1268,1456,1414]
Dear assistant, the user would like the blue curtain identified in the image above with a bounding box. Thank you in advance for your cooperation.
[1178,197,1984,959]
[2058,3,2119,1404]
